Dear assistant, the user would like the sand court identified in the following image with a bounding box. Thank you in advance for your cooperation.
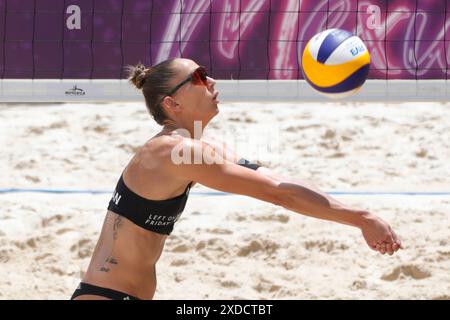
[1,101,449,299]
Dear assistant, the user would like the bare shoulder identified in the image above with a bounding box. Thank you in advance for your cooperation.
[200,135,240,164]
[142,133,237,163]
[140,134,184,162]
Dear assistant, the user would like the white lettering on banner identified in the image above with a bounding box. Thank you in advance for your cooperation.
[272,0,299,79]
[57,1,450,80]
[298,0,351,45]
[155,0,210,63]
[66,5,81,30]
[401,11,449,76]
[359,1,450,76]
[155,0,267,62]
[367,5,382,30]
[217,0,267,59]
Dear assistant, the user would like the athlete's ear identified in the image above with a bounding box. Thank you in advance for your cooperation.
[162,96,180,107]
[161,96,181,118]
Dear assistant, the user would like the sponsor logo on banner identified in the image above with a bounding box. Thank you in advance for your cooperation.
[65,85,86,96]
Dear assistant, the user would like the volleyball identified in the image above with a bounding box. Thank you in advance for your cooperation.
[302,28,370,99]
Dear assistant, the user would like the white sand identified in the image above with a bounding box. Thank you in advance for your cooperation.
[0,101,449,299]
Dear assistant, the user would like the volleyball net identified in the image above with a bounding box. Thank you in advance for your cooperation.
[1,0,450,102]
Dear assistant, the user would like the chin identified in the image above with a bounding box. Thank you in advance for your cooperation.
[208,102,219,114]
[204,108,219,124]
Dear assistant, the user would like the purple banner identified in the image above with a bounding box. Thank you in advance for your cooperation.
[0,0,449,80]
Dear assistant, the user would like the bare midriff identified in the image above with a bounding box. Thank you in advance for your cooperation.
[78,210,168,300]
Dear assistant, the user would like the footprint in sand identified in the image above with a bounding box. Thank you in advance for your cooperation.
[14,159,37,169]
[304,240,349,253]
[203,238,228,252]
[83,124,108,133]
[14,235,51,250]
[48,266,68,276]
[220,280,240,288]
[232,214,247,222]
[35,253,53,261]
[322,129,336,140]
[195,241,206,251]
[171,244,190,253]
[48,121,68,129]
[351,280,367,290]
[294,143,308,150]
[252,214,289,223]
[206,228,233,235]
[285,124,321,132]
[381,264,431,281]
[432,295,450,300]
[170,259,190,267]
[70,239,93,259]
[27,127,44,135]
[0,249,12,263]
[56,228,76,235]
[25,175,41,183]
[415,148,428,158]
[27,121,68,135]
[117,143,140,153]
[253,278,282,293]
[41,214,68,228]
[328,152,346,158]
[237,239,279,257]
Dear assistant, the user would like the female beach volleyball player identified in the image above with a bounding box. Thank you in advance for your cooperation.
[71,58,402,300]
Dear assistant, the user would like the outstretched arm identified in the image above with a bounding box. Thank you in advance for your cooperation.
[164,137,402,255]
[255,167,402,255]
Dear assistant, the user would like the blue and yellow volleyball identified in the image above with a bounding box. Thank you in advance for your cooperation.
[302,29,370,98]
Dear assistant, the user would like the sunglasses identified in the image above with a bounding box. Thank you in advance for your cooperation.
[160,66,209,104]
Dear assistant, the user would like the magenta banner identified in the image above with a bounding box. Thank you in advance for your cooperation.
[0,0,449,80]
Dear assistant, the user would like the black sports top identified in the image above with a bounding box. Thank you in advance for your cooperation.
[107,158,260,235]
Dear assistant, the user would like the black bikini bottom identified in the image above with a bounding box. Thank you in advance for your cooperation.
[71,282,140,300]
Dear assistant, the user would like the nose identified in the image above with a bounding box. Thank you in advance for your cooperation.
[207,76,216,87]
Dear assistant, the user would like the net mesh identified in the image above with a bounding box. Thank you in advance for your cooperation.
[0,0,449,80]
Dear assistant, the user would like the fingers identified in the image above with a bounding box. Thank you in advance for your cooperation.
[373,240,399,255]
[374,242,385,254]
[385,243,395,255]
[392,242,399,251]
[384,233,396,255]
[389,228,404,249]
[373,243,380,252]
[367,225,403,255]
[380,243,386,254]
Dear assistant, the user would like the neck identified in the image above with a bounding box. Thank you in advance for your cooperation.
[163,119,208,140]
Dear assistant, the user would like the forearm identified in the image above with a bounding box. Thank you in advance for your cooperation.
[277,180,368,228]
[254,167,402,255]
[258,167,368,228]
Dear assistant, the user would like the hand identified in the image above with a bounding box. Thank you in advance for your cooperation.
[359,212,403,255]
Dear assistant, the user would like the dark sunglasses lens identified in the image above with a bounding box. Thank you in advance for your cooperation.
[191,67,208,86]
